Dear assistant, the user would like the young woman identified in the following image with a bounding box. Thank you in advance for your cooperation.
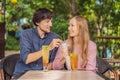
[53,16,97,71]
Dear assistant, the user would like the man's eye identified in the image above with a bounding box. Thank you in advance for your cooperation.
[46,20,49,23]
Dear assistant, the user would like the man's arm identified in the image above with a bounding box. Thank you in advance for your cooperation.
[25,50,42,64]
[25,38,62,64]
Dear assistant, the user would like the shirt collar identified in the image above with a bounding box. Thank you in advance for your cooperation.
[34,27,49,39]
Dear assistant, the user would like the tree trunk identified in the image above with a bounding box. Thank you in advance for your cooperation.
[71,0,77,16]
[0,22,5,59]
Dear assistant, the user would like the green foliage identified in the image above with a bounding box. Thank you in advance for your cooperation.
[5,35,20,50]
[52,15,69,40]
[3,0,120,58]
[5,0,120,36]
[5,0,54,31]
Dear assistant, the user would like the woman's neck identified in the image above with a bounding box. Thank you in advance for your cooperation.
[73,36,82,53]
[73,36,80,45]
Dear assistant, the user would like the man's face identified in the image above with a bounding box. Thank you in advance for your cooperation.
[36,19,52,33]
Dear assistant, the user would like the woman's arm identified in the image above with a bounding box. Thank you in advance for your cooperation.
[52,45,66,70]
[86,41,97,71]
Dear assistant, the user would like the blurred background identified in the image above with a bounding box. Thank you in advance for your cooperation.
[0,0,120,60]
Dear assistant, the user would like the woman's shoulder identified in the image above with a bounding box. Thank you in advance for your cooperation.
[89,40,96,46]
[88,40,97,55]
[89,40,96,47]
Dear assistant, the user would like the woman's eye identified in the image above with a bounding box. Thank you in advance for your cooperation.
[71,24,74,27]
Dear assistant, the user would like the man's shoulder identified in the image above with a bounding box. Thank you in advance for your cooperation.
[21,28,36,38]
[48,32,59,38]
[22,28,34,33]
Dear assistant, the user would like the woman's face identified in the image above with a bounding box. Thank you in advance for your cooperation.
[68,18,79,37]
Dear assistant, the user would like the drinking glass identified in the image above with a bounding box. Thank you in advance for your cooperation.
[62,42,68,57]
[62,42,71,70]
[42,45,49,71]
[70,53,78,70]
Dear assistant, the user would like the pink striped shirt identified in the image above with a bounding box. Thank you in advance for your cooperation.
[53,40,97,71]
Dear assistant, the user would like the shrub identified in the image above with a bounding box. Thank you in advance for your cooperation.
[52,15,69,40]
[5,35,20,50]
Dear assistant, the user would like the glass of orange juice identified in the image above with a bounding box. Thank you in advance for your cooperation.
[42,45,49,71]
[70,53,78,70]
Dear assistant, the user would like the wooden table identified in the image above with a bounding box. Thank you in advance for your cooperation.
[17,70,104,80]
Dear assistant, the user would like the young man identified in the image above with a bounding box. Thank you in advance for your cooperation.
[13,8,62,78]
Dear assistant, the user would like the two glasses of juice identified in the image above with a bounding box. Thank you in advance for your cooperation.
[42,43,79,71]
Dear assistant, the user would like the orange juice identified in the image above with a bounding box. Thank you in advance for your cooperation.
[70,53,78,70]
[42,53,49,66]
[42,45,49,69]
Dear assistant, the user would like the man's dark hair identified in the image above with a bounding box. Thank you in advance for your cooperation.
[32,8,53,26]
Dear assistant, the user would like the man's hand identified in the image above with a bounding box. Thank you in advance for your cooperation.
[49,39,62,50]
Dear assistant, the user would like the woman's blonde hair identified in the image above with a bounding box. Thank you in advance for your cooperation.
[68,16,90,68]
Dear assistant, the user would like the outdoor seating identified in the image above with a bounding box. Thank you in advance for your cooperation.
[0,68,4,80]
[96,56,119,80]
[0,54,20,80]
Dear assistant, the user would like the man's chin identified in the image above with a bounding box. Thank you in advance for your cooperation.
[46,31,51,33]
